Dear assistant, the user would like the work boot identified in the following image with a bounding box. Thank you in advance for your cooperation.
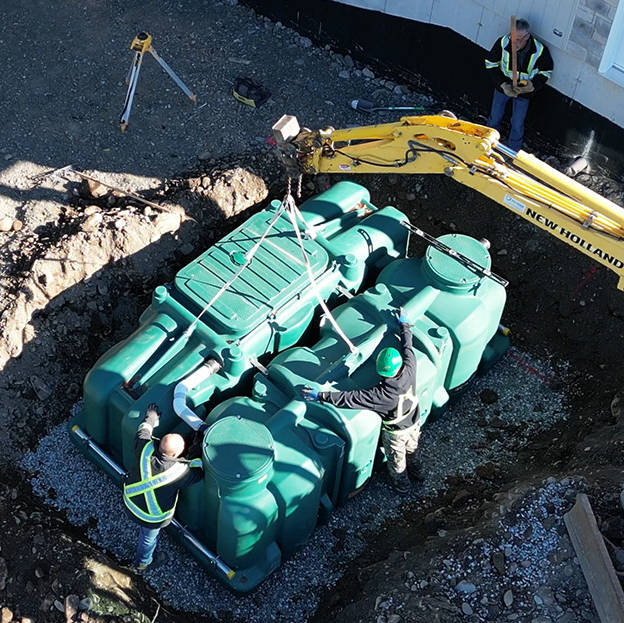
[389,470,411,495]
[406,454,423,481]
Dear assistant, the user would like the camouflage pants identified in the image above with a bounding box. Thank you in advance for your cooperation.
[381,423,421,475]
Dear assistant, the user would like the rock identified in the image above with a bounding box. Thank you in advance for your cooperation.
[476,462,498,480]
[0,217,13,232]
[79,597,92,611]
[455,580,477,594]
[452,489,471,507]
[461,603,473,615]
[86,178,109,199]
[479,388,498,404]
[299,36,313,48]
[54,599,65,612]
[362,67,375,79]
[83,205,100,216]
[81,212,103,232]
[0,607,13,623]
[503,589,513,607]
[0,557,6,590]
[152,211,181,234]
[30,375,52,401]
[491,551,506,575]
[542,516,556,530]
[612,392,624,423]
[497,248,508,256]
[343,55,354,68]
[64,595,79,623]
[338,70,350,79]
[12,219,22,231]
[387,615,401,623]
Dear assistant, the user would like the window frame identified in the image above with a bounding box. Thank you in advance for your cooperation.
[599,0,624,86]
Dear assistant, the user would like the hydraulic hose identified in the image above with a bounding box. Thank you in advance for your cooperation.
[173,359,222,430]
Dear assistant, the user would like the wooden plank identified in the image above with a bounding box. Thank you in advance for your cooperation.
[564,493,624,623]
[510,15,518,87]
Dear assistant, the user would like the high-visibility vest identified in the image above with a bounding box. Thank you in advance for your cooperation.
[485,35,552,82]
[384,385,418,427]
[123,441,201,524]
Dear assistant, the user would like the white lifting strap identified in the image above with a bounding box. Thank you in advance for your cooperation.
[183,199,288,338]
[283,193,359,355]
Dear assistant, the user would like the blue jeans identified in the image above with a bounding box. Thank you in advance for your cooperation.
[486,89,530,152]
[134,525,161,567]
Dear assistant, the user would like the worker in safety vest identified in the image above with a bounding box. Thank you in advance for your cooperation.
[484,18,553,152]
[123,404,203,570]
[302,308,419,495]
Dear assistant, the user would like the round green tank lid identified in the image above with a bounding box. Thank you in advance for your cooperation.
[424,234,491,289]
[204,416,274,482]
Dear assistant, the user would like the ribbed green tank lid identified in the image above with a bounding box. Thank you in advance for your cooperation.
[424,234,491,289]
[204,416,274,481]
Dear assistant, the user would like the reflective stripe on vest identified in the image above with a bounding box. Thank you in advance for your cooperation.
[499,35,544,81]
[123,441,189,523]
[385,385,418,426]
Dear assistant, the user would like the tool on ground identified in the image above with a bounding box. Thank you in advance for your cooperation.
[232,77,270,108]
[510,15,518,88]
[351,98,425,114]
[57,167,173,213]
[119,32,197,132]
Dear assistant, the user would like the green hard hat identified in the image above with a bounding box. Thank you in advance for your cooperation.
[376,347,403,377]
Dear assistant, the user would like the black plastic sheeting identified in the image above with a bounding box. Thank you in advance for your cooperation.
[242,0,624,177]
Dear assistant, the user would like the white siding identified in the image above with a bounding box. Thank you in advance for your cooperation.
[332,0,624,128]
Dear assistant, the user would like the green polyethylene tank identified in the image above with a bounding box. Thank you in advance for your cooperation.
[379,233,506,390]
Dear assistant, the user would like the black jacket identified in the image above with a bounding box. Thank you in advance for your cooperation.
[123,411,203,529]
[485,34,553,99]
[317,322,418,431]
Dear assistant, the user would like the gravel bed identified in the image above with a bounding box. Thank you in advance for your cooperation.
[22,348,570,621]
[400,479,598,622]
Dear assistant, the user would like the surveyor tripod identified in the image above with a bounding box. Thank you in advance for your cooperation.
[119,32,197,132]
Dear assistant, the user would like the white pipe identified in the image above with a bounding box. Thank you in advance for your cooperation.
[173,359,221,431]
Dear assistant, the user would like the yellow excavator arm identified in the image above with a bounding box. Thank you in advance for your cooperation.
[273,114,624,290]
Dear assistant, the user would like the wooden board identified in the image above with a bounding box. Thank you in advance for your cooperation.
[564,493,624,623]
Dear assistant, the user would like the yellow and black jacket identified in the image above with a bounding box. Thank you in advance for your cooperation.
[485,34,554,98]
[123,411,203,529]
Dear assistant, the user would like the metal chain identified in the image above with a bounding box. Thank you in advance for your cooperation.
[297,174,302,199]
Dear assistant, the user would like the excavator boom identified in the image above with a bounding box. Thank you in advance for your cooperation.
[273,114,624,290]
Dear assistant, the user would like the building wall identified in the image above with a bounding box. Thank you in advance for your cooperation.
[336,0,624,128]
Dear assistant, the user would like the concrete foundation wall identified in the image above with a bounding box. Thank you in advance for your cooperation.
[335,0,624,129]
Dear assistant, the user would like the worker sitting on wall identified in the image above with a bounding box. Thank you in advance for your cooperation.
[123,404,204,570]
[484,18,553,152]
[302,307,420,495]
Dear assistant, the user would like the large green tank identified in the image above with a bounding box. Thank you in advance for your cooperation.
[70,182,507,592]
[71,181,407,476]
[185,238,507,590]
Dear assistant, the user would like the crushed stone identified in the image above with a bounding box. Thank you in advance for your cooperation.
[23,348,572,621]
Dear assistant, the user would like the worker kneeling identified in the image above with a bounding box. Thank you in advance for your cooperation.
[123,404,203,570]
[302,308,420,495]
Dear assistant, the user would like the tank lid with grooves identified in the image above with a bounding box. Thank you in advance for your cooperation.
[424,234,491,289]
[204,416,274,482]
